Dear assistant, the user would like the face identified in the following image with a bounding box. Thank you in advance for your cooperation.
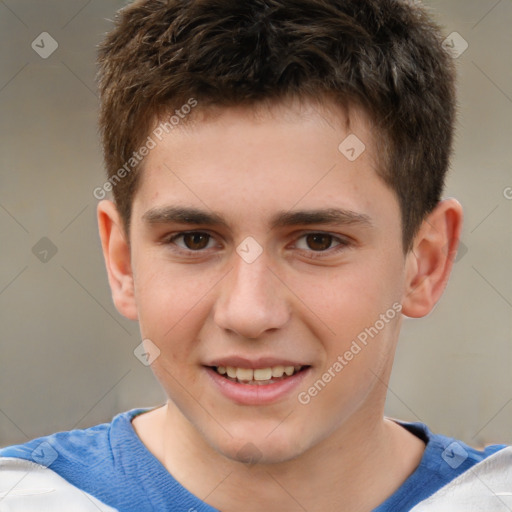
[126,100,409,464]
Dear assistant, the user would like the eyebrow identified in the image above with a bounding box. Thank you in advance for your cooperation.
[142,206,373,230]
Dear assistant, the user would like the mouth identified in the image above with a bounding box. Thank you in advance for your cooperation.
[210,365,308,385]
[204,362,311,405]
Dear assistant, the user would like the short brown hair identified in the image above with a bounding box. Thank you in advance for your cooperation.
[97,0,456,251]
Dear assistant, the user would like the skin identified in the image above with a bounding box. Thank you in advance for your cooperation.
[98,98,463,512]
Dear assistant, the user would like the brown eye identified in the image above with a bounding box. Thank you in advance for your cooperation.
[182,232,210,250]
[305,233,333,251]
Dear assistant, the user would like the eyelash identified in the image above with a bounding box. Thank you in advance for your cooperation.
[164,231,351,259]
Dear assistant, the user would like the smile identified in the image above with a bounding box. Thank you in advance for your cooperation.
[205,363,311,405]
[214,365,305,385]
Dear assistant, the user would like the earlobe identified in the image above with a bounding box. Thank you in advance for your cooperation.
[401,198,464,318]
[97,200,138,320]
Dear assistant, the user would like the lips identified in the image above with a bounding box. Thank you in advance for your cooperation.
[206,356,308,369]
[203,356,311,405]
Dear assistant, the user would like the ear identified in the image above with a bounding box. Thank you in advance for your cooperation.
[401,198,464,318]
[97,200,138,320]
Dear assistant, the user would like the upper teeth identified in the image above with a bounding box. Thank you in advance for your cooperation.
[216,365,301,381]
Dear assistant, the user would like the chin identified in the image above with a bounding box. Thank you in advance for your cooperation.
[211,428,311,466]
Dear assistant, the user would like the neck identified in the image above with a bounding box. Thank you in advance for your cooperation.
[135,400,425,512]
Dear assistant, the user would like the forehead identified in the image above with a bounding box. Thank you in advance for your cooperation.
[131,99,399,232]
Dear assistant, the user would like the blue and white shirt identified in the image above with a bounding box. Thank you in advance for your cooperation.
[1,408,511,511]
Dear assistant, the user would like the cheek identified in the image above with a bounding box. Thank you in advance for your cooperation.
[298,314,401,428]
[133,258,216,354]
[290,262,400,340]
[289,260,403,405]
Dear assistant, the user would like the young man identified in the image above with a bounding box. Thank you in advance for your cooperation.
[1,0,511,510]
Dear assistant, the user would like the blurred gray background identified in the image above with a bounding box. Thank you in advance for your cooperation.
[0,0,511,448]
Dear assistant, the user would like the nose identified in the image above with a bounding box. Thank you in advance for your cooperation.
[213,253,291,339]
